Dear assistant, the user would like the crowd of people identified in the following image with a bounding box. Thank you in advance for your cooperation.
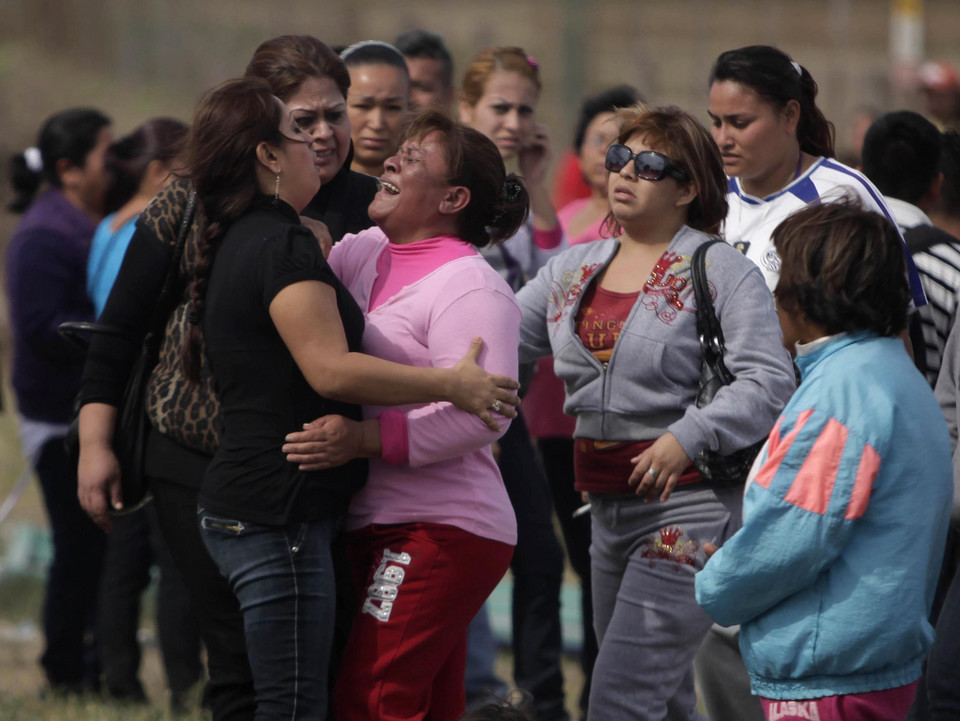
[4,26,960,721]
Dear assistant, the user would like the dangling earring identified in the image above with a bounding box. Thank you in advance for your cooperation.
[274,173,281,202]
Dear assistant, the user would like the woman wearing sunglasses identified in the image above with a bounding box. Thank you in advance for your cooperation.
[516,104,796,721]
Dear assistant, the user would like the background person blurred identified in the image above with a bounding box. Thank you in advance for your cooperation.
[549,87,644,213]
[459,45,569,721]
[930,132,960,241]
[86,116,203,712]
[76,35,381,721]
[6,107,113,696]
[836,105,878,168]
[861,110,960,386]
[87,118,187,315]
[395,29,455,112]
[341,41,410,178]
[523,83,640,721]
[919,60,960,132]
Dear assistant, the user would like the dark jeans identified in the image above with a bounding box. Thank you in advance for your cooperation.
[498,414,568,721]
[149,475,255,721]
[537,437,597,719]
[97,502,202,699]
[34,436,106,690]
[199,510,337,721]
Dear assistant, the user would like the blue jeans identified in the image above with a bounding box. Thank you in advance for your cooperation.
[199,509,337,721]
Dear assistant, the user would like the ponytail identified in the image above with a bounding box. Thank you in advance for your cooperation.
[486,173,530,244]
[795,66,835,158]
[710,45,835,159]
[8,107,110,213]
[8,151,43,213]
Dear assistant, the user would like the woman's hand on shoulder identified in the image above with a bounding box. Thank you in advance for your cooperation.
[448,337,521,432]
[627,432,691,502]
[299,217,333,258]
[283,415,379,471]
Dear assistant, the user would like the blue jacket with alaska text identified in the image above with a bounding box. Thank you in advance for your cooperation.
[696,332,952,700]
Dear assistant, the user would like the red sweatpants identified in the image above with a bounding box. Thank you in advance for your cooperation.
[333,523,514,721]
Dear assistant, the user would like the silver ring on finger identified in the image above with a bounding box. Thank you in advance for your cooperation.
[490,400,502,414]
[647,467,659,479]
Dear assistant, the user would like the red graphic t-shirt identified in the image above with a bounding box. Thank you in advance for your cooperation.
[574,283,641,364]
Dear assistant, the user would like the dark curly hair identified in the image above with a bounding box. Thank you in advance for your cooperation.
[772,198,908,337]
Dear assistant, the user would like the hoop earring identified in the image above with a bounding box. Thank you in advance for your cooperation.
[274,173,281,202]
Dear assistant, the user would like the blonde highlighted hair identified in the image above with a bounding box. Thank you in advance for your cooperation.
[460,46,541,108]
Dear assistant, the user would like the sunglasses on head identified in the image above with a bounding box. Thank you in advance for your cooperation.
[604,144,690,182]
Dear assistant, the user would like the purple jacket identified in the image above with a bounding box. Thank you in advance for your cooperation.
[6,188,96,422]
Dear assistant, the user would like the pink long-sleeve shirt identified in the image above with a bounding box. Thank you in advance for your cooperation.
[328,228,520,545]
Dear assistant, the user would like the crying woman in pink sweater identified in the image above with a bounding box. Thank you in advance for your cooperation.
[284,110,529,721]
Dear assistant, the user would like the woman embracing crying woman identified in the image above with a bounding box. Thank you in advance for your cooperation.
[183,80,520,720]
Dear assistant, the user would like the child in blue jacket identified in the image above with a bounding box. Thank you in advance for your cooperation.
[695,199,953,721]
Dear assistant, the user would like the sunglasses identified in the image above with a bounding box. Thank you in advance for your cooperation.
[604,144,690,182]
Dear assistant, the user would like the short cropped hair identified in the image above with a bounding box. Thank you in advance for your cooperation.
[772,198,908,337]
[395,29,453,88]
[861,110,941,205]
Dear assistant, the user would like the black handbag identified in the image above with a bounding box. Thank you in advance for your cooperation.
[62,191,196,513]
[690,239,765,485]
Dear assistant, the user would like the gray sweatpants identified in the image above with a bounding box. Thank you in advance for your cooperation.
[587,485,743,721]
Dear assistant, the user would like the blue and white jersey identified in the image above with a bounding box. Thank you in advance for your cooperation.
[723,156,927,307]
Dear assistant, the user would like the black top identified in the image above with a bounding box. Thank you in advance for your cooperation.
[199,197,367,524]
[79,164,378,488]
[303,153,379,241]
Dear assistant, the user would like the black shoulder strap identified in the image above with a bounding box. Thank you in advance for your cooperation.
[692,239,726,362]
[904,223,960,256]
[148,190,195,338]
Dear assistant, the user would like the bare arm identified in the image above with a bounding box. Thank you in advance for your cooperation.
[77,402,123,531]
[269,280,519,428]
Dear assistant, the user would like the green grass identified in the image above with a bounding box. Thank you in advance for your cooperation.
[0,691,205,721]
[0,574,44,620]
